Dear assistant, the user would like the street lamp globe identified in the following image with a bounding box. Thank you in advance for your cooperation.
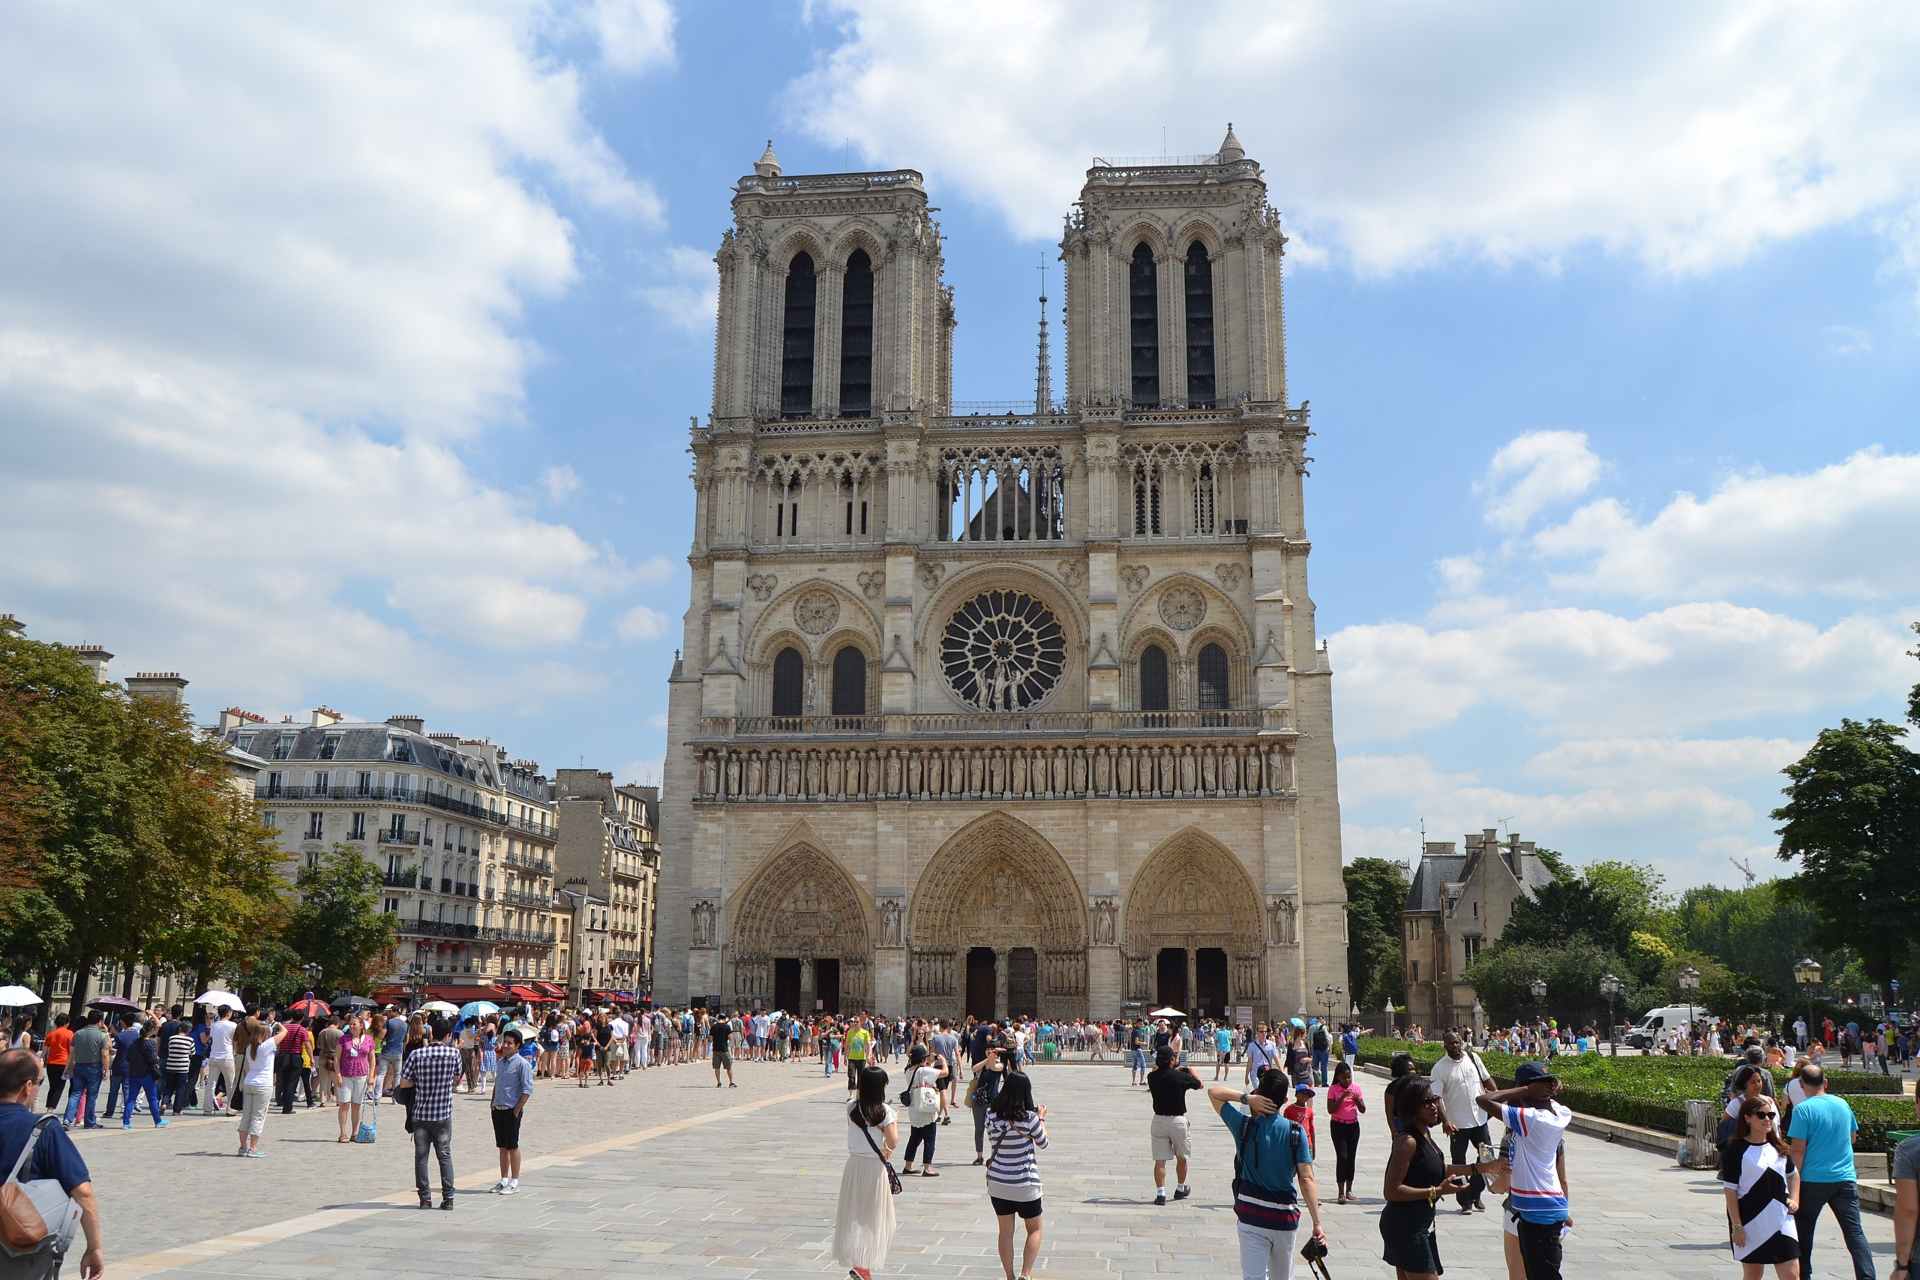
[1529,977,1547,1002]
[1678,964,1701,993]
[1794,957,1822,988]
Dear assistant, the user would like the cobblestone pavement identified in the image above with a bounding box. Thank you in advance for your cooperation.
[55,1054,1899,1280]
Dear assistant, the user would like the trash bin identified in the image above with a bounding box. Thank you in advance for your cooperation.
[1677,1098,1721,1168]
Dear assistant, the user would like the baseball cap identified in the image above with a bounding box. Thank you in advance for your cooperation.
[1513,1061,1557,1085]
[1294,1082,1315,1096]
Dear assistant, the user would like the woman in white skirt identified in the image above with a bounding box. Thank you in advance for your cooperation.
[835,1065,900,1280]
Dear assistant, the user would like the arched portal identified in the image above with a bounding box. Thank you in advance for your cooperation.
[727,844,871,1013]
[1122,829,1264,1019]
[907,813,1087,1020]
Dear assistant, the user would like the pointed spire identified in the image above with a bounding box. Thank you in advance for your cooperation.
[1034,254,1053,413]
[754,138,781,178]
[1217,121,1245,162]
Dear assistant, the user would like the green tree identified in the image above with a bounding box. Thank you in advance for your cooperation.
[1502,859,1671,950]
[1342,857,1409,1009]
[1464,937,1635,1026]
[1673,881,1823,1002]
[1772,718,1920,986]
[281,844,394,993]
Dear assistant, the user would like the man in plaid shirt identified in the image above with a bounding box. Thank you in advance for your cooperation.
[400,1017,462,1209]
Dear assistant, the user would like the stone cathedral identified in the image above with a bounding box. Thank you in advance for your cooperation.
[656,127,1349,1023]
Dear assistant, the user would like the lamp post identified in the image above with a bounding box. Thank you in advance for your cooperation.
[1678,964,1701,1055]
[1599,973,1624,1057]
[1795,957,1822,1050]
[407,960,426,1010]
[1529,977,1547,1033]
[1315,983,1343,1029]
[1383,998,1396,1037]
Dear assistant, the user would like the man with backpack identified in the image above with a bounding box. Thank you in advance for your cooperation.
[1309,1022,1331,1086]
[0,1048,104,1279]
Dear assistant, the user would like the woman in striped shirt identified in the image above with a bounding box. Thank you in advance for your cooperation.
[984,1063,1049,1280]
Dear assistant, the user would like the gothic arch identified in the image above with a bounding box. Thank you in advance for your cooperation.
[749,581,881,663]
[1123,625,1180,711]
[1119,571,1250,652]
[828,218,891,271]
[1173,216,1226,258]
[906,812,1087,1018]
[1121,827,1265,1012]
[767,224,830,274]
[727,840,874,1010]
[1116,220,1171,263]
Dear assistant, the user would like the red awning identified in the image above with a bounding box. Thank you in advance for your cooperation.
[506,985,543,1001]
[425,984,491,1001]
[534,982,566,997]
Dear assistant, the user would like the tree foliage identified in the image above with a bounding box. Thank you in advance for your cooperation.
[1464,937,1636,1025]
[282,844,394,993]
[1772,717,1920,986]
[1343,857,1409,1010]
[1501,859,1671,951]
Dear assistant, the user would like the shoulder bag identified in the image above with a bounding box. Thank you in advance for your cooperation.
[0,1117,82,1267]
[855,1115,903,1195]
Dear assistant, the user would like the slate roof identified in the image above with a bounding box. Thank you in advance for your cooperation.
[1405,854,1467,913]
[221,720,548,798]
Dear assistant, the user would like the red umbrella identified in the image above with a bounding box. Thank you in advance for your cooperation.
[288,997,331,1016]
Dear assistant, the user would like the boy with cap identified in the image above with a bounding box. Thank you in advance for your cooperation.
[1476,1062,1573,1280]
[1283,1081,1317,1157]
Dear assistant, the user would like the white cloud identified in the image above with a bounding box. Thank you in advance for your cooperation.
[616,605,670,641]
[1476,430,1603,532]
[0,7,670,712]
[541,464,582,502]
[1533,448,1920,600]
[637,244,720,334]
[792,3,1920,293]
[1434,555,1485,594]
[584,0,675,73]
[1824,323,1873,356]
[1330,603,1911,743]
[1524,736,1804,786]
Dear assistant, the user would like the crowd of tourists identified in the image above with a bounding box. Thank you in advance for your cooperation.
[4,1002,1918,1280]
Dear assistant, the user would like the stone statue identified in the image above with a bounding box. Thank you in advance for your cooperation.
[692,899,717,948]
[1267,893,1297,945]
[880,897,903,947]
[1092,898,1118,946]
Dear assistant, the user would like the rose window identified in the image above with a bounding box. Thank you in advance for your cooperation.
[940,589,1066,711]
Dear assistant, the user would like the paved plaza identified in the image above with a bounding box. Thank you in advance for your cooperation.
[59,1056,1901,1280]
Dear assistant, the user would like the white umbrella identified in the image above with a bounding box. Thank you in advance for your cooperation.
[194,989,244,1010]
[0,986,42,1007]
[419,1000,459,1015]
[1149,1006,1186,1018]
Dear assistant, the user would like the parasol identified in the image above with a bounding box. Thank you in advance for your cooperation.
[194,989,244,1010]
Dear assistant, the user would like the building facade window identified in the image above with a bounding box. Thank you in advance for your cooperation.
[780,252,817,418]
[771,646,805,718]
[830,646,867,717]
[1138,644,1170,712]
[1197,642,1230,710]
[839,248,873,416]
[1129,243,1159,406]
[1184,241,1215,406]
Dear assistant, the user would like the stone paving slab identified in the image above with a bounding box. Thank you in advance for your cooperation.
[52,1053,1904,1279]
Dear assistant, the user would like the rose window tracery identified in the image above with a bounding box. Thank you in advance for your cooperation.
[940,589,1066,711]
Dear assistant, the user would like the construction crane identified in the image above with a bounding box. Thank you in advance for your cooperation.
[1729,856,1756,887]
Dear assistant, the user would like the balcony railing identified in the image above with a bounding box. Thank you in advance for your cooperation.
[705,708,1268,740]
[382,869,420,889]
[258,784,553,838]
[503,850,554,875]
[394,919,485,941]
[501,889,555,909]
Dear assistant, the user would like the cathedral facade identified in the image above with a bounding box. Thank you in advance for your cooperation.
[656,128,1349,1023]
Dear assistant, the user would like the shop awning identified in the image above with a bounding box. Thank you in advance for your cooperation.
[505,985,544,1001]
[532,982,566,998]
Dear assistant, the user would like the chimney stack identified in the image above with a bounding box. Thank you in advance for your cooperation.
[67,644,113,682]
[220,706,267,732]
[126,672,189,706]
[385,715,426,735]
[0,614,23,637]
[311,706,342,727]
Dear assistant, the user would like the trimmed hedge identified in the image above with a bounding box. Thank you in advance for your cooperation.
[1353,1037,1918,1152]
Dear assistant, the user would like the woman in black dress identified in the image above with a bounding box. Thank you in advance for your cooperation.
[1380,1078,1469,1279]
[1720,1092,1801,1278]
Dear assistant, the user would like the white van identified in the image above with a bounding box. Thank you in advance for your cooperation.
[1625,1005,1714,1050]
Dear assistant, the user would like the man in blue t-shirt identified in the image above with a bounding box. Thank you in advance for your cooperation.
[1204,1074,1324,1273]
[1787,1066,1876,1280]
[0,1048,104,1278]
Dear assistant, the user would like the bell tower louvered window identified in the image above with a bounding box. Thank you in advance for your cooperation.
[1129,243,1159,407]
[1185,241,1215,407]
[839,249,873,417]
[780,252,816,419]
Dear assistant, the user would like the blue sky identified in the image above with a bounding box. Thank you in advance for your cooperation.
[2,3,1917,891]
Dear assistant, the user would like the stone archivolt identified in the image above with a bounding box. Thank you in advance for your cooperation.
[1122,831,1265,1005]
[726,842,872,1009]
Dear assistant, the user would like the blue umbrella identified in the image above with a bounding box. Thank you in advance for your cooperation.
[459,1000,501,1020]
[1289,1016,1307,1029]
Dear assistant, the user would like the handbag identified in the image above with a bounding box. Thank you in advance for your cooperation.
[0,1117,82,1264]
[855,1115,903,1195]
[354,1105,378,1144]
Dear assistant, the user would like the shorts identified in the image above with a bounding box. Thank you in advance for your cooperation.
[713,1051,733,1069]
[336,1075,368,1104]
[491,1107,522,1150]
[578,1044,596,1062]
[1131,1049,1148,1070]
[609,1043,628,1064]
[1150,1114,1191,1161]
[990,1194,1044,1219]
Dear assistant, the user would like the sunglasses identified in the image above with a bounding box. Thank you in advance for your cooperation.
[1753,1110,1778,1119]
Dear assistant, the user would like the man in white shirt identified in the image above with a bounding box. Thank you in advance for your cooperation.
[608,1013,630,1079]
[1432,1031,1494,1213]
[1245,1024,1281,1083]
[1477,1062,1574,1280]
[202,1008,237,1115]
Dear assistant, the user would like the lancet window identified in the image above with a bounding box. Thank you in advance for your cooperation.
[1122,441,1243,540]
[780,252,816,419]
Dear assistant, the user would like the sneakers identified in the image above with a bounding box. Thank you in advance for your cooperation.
[499,1183,518,1196]
[1154,1188,1167,1205]
[490,1179,509,1193]
[418,1197,433,1210]
[439,1197,455,1211]
[155,1118,169,1128]
[1173,1185,1191,1200]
